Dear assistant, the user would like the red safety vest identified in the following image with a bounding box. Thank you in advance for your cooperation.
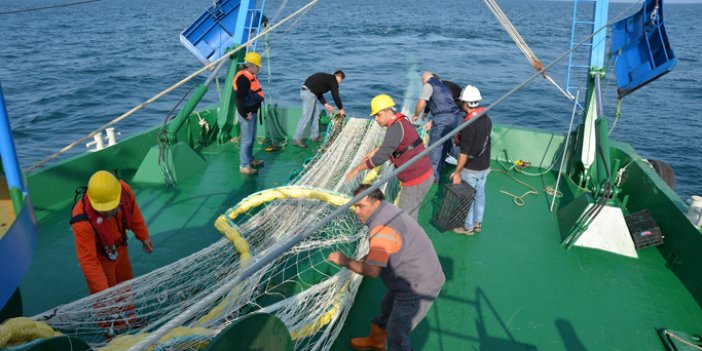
[387,113,432,186]
[455,107,486,145]
[70,182,134,260]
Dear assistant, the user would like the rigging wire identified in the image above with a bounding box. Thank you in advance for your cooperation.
[0,0,102,15]
[551,90,581,212]
[24,0,321,173]
[482,0,575,101]
[128,2,647,350]
[269,0,290,23]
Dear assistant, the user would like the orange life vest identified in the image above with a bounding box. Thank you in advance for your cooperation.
[233,69,265,99]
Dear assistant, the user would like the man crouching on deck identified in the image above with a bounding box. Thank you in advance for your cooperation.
[328,184,445,351]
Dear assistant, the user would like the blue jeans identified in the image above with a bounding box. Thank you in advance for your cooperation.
[461,168,490,229]
[428,113,459,181]
[238,112,257,168]
[294,88,320,141]
[373,291,436,351]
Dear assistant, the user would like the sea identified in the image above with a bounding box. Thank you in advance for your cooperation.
[0,0,700,199]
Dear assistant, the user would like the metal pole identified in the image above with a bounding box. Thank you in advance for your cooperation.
[0,81,26,214]
[551,90,580,212]
[127,2,644,349]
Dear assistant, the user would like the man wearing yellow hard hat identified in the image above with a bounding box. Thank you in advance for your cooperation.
[345,94,434,219]
[70,170,153,294]
[232,51,266,175]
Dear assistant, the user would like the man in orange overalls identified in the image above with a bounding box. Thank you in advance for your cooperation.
[70,170,153,294]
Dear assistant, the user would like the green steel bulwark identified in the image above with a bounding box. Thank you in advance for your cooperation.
[19,109,702,350]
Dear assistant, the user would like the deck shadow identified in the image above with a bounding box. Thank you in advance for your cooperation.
[555,318,587,351]
[417,286,538,351]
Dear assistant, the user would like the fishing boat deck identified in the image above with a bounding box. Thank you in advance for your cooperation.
[335,166,702,350]
[19,130,702,350]
[21,139,314,315]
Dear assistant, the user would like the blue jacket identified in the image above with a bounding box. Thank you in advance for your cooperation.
[426,77,460,116]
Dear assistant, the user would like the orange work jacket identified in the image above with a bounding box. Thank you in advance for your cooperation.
[70,180,149,293]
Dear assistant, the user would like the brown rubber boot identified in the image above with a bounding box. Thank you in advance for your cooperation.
[350,322,386,350]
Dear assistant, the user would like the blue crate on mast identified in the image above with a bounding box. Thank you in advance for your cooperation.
[180,0,265,66]
[611,0,677,98]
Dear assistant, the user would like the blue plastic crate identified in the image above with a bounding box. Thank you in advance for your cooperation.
[180,0,264,66]
[611,0,677,97]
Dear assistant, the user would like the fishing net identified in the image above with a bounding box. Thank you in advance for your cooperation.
[12,117,396,351]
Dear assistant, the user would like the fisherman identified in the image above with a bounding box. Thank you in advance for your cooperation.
[450,85,492,236]
[70,170,153,294]
[418,78,463,160]
[443,79,463,110]
[328,184,444,351]
[416,78,462,114]
[293,70,346,149]
[233,51,266,175]
[412,71,462,181]
[345,94,434,219]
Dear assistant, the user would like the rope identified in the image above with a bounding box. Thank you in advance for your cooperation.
[544,186,562,198]
[0,0,102,15]
[155,84,196,187]
[494,147,561,177]
[21,3,641,349]
[24,0,321,173]
[609,97,623,135]
[269,0,290,23]
[32,3,645,349]
[259,27,290,150]
[551,89,580,212]
[664,330,702,351]
[493,169,539,206]
[482,0,574,101]
[264,27,274,106]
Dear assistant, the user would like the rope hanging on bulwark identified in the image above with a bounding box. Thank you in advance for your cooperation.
[482,0,574,101]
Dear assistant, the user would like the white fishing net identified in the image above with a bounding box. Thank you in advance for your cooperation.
[22,116,396,351]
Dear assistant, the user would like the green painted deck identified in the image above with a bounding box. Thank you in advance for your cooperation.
[335,166,702,350]
[21,139,314,315]
[18,120,702,350]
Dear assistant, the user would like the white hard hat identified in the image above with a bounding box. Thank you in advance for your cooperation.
[460,85,482,107]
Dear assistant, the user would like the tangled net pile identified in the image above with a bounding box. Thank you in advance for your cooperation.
[10,117,397,351]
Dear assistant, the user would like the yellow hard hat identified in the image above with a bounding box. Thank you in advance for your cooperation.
[369,94,395,116]
[244,52,262,68]
[87,170,121,212]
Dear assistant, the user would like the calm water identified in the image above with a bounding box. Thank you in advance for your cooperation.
[0,0,700,199]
